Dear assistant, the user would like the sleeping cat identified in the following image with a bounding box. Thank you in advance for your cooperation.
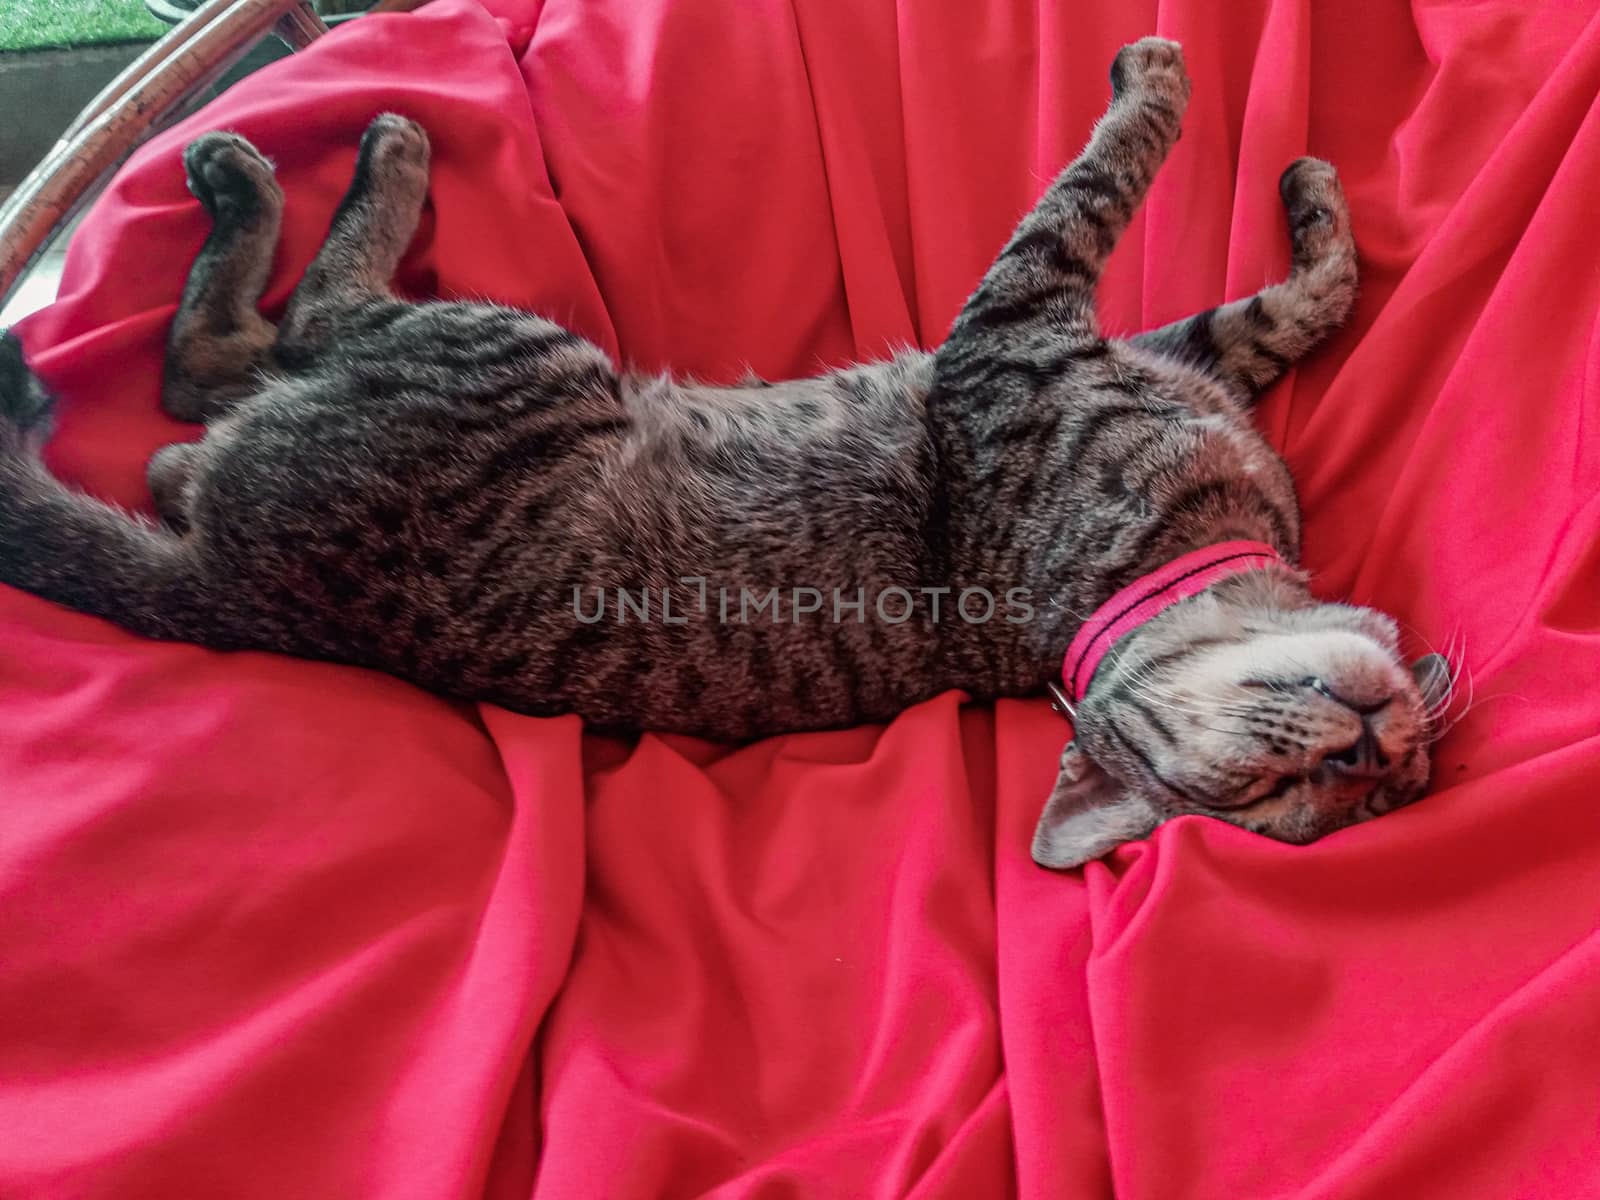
[0,38,1450,867]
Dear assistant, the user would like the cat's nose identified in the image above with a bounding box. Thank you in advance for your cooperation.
[1321,717,1389,778]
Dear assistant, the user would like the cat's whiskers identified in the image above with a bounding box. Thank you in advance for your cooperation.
[1045,593,1095,621]
[1118,673,1247,735]
[1123,663,1258,720]
[1420,629,1472,742]
[1115,657,1226,711]
[1393,620,1471,745]
[1429,644,1477,743]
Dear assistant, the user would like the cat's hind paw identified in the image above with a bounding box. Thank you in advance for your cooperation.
[183,131,282,226]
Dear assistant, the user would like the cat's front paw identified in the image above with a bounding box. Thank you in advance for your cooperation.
[1109,37,1190,116]
[183,131,282,225]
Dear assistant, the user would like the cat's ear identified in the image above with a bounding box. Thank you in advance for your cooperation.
[1031,742,1160,869]
[1411,653,1452,712]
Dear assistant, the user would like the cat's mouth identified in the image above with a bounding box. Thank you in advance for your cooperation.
[1224,764,1380,811]
[1239,773,1302,808]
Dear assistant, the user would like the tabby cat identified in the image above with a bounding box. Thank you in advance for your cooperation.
[0,39,1450,867]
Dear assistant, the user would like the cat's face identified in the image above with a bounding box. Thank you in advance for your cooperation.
[1032,577,1451,868]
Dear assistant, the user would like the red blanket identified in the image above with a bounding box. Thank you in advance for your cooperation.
[4,1,1599,1195]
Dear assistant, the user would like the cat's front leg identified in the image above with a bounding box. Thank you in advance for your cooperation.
[1129,158,1358,401]
[944,37,1191,350]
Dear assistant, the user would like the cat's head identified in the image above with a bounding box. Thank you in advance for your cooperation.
[1033,570,1451,867]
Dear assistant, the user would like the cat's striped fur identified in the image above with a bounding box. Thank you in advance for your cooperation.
[0,40,1449,865]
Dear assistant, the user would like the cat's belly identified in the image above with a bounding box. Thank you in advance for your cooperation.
[192,360,953,740]
[439,467,953,738]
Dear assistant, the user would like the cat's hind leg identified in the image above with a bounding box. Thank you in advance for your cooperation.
[943,38,1190,355]
[163,132,284,423]
[1128,158,1358,399]
[275,114,429,358]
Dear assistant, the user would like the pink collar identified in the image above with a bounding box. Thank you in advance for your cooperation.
[1058,540,1282,706]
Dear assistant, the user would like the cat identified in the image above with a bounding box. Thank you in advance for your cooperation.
[0,38,1450,868]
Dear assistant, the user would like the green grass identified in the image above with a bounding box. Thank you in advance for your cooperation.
[0,0,166,53]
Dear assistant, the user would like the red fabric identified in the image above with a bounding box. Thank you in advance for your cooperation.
[3,1,1599,1196]
[1061,541,1281,703]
